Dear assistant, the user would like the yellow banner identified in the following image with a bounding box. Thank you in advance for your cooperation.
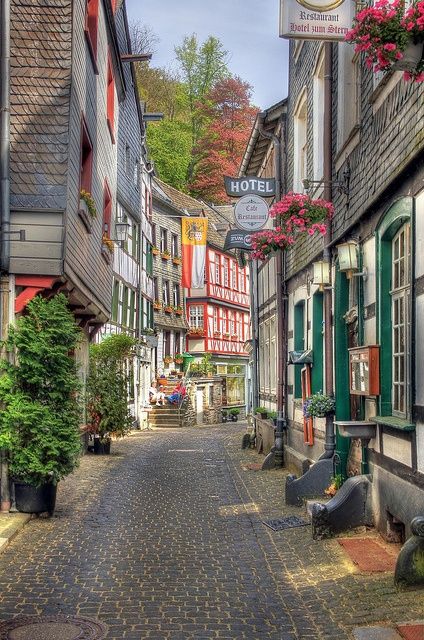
[182,218,208,246]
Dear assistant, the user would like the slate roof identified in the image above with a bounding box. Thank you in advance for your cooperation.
[153,179,235,253]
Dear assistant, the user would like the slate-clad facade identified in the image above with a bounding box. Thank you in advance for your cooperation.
[240,40,424,538]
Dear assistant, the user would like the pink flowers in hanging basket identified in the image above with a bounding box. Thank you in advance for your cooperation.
[345,0,424,82]
[251,192,333,261]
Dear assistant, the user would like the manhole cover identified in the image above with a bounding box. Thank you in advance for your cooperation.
[0,616,107,640]
[263,516,309,531]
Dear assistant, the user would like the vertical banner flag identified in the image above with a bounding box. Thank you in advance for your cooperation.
[181,217,208,289]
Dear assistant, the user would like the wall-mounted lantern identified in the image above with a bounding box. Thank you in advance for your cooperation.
[313,260,331,291]
[337,241,367,280]
[114,220,130,246]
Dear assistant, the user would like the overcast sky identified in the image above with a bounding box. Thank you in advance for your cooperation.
[125,0,289,110]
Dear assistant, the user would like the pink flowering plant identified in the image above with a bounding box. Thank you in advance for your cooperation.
[345,0,424,81]
[251,192,333,261]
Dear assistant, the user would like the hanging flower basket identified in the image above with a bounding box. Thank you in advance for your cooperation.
[303,392,335,418]
[251,193,332,261]
[345,0,424,82]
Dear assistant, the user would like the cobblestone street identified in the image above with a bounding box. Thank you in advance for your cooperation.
[0,424,422,639]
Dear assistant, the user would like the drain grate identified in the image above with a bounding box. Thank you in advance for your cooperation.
[263,515,309,531]
[0,615,107,640]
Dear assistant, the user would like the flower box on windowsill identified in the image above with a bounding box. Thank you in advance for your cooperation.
[175,308,183,316]
[164,305,173,314]
[223,333,231,339]
[161,252,171,260]
[78,199,93,233]
[214,331,222,337]
[152,247,160,256]
[172,257,182,265]
[188,328,205,338]
[231,335,238,341]
[153,302,162,311]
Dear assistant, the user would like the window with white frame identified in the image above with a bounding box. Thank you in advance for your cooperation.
[213,307,219,332]
[163,280,170,305]
[391,223,411,417]
[223,258,229,287]
[172,282,180,307]
[270,316,276,393]
[293,89,307,192]
[215,258,221,284]
[160,228,167,252]
[230,311,235,335]
[337,44,361,151]
[313,49,325,182]
[231,262,237,289]
[171,234,178,257]
[189,305,204,328]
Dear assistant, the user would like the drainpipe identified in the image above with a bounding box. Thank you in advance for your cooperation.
[0,0,11,511]
[320,42,336,460]
[257,112,286,467]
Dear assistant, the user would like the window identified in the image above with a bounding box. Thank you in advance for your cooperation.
[294,301,305,397]
[153,277,159,301]
[174,332,181,355]
[215,258,221,284]
[107,54,115,142]
[85,0,99,65]
[231,262,238,290]
[377,198,413,421]
[270,316,276,394]
[125,145,131,175]
[134,159,140,189]
[240,269,245,293]
[391,223,411,416]
[160,228,167,253]
[337,45,361,151]
[312,292,324,393]
[230,311,235,335]
[163,280,170,306]
[189,305,203,328]
[152,224,157,248]
[121,286,128,327]
[172,282,180,307]
[294,90,307,192]
[223,258,229,287]
[80,117,93,193]
[171,234,178,257]
[103,180,112,237]
[163,331,171,357]
[313,49,325,182]
[213,307,219,332]
[111,279,119,322]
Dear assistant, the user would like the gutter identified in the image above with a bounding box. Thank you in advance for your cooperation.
[0,0,10,273]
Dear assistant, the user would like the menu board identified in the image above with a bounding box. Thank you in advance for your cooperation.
[349,346,380,396]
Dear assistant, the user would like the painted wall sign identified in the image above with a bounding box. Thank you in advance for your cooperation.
[223,229,253,251]
[234,195,269,231]
[279,0,355,40]
[224,176,275,197]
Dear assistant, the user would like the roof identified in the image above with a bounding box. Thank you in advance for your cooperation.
[239,99,287,177]
[153,178,235,252]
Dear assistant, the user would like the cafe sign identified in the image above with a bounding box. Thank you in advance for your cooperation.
[234,195,269,232]
[279,0,355,40]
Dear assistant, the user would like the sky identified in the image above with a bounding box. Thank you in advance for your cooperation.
[125,0,289,110]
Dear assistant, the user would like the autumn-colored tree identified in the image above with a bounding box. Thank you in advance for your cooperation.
[189,77,258,204]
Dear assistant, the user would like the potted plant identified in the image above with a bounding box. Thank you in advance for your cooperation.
[79,189,97,232]
[188,327,204,337]
[325,474,344,497]
[345,0,424,81]
[163,355,173,365]
[164,305,173,314]
[303,392,335,418]
[153,300,162,311]
[221,409,228,423]
[251,193,333,261]
[174,305,183,315]
[101,233,114,264]
[0,295,82,514]
[152,246,160,256]
[87,334,135,455]
[229,408,240,422]
[174,353,184,364]
[172,256,182,265]
[255,407,268,419]
[268,410,277,426]
[161,249,171,260]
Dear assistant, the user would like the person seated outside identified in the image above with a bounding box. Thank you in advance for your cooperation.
[149,381,166,406]
[166,381,186,405]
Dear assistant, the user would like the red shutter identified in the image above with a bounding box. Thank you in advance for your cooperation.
[85,0,99,60]
[80,116,93,194]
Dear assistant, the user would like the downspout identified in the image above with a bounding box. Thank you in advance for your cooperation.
[0,0,11,512]
[320,42,336,460]
[257,112,286,467]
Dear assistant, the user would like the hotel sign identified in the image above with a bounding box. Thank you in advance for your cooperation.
[279,0,354,40]
[224,176,275,197]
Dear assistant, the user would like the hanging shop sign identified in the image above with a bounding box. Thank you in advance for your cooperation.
[223,229,253,251]
[279,0,355,41]
[234,195,269,231]
[224,176,276,198]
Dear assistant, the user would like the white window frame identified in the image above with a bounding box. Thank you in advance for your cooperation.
[313,48,325,182]
[293,88,307,193]
[189,305,204,328]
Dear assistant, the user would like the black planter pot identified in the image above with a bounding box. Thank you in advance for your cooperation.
[93,438,111,455]
[14,482,57,515]
[222,415,228,423]
[230,415,238,422]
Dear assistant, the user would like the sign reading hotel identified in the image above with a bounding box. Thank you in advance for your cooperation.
[279,0,354,40]
[224,176,275,198]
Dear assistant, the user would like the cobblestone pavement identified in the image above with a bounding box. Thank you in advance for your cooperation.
[0,424,422,639]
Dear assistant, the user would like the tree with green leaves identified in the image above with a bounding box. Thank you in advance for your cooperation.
[86,334,136,445]
[0,294,82,486]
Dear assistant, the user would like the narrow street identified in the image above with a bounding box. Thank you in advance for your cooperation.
[0,425,422,640]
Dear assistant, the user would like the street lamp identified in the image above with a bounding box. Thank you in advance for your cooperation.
[337,241,367,280]
[114,220,130,246]
[313,259,331,291]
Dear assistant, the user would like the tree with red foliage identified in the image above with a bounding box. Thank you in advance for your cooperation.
[190,77,258,204]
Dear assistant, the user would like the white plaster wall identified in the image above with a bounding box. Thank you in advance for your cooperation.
[364,317,376,344]
[382,433,412,467]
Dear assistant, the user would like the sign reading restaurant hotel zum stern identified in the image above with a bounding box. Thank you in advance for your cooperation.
[279,0,354,40]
